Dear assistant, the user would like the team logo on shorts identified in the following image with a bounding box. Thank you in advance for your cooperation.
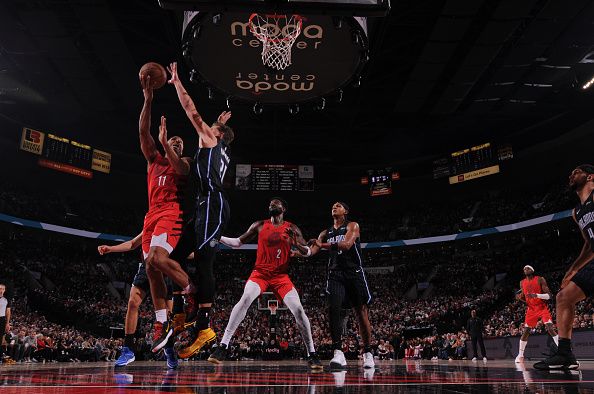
[210,238,219,247]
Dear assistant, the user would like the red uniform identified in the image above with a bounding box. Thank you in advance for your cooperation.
[141,152,186,258]
[247,220,296,300]
[521,276,552,328]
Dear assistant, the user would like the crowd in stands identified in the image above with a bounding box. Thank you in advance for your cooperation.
[0,179,576,242]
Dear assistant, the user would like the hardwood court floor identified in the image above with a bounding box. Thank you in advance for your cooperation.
[1,359,592,393]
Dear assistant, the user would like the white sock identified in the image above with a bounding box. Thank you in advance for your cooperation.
[221,281,261,346]
[553,335,559,346]
[283,288,316,354]
[155,309,167,323]
[519,340,527,356]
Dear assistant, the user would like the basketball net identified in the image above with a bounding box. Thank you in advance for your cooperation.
[249,13,303,71]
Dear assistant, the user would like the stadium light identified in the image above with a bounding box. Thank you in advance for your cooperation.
[582,75,594,89]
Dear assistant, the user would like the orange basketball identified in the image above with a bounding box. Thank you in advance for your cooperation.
[139,62,167,89]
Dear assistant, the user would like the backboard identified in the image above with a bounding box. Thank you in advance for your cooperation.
[159,0,390,17]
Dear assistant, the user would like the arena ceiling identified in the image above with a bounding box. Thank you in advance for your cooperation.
[1,0,594,179]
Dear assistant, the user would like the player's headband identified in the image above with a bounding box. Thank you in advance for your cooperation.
[523,265,534,272]
[336,201,350,214]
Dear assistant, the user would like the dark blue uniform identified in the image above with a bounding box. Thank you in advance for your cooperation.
[571,190,594,296]
[325,222,372,307]
[194,141,231,250]
[191,140,231,304]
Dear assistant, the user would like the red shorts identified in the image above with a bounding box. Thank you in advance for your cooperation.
[525,306,553,328]
[247,270,295,301]
[141,205,184,258]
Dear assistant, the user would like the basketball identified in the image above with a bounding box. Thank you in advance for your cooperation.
[139,62,167,89]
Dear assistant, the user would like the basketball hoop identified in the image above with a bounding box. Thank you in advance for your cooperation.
[248,13,303,70]
[268,300,279,315]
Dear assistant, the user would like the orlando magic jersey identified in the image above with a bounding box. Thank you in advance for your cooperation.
[326,221,364,271]
[575,190,594,252]
[194,141,230,196]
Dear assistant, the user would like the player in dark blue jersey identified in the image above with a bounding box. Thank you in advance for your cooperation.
[167,62,234,358]
[304,202,375,370]
[535,164,594,371]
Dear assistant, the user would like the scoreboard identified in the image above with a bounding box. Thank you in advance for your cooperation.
[361,168,400,196]
[44,134,93,169]
[432,142,511,184]
[20,127,111,179]
[235,164,314,191]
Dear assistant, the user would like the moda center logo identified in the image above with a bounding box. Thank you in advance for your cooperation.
[229,20,323,94]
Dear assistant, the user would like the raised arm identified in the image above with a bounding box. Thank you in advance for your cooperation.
[220,221,263,249]
[318,222,360,252]
[98,232,143,255]
[139,74,158,163]
[167,62,217,146]
[158,115,190,175]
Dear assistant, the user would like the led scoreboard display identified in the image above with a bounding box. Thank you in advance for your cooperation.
[361,168,400,196]
[235,164,314,191]
[20,127,111,179]
[433,142,504,184]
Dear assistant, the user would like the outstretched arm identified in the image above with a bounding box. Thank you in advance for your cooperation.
[316,222,360,252]
[139,74,158,163]
[220,221,263,248]
[286,224,310,256]
[217,111,232,125]
[98,232,143,255]
[158,115,190,175]
[167,62,217,146]
[298,229,328,258]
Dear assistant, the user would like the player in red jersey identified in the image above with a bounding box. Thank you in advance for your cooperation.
[515,265,558,363]
[206,198,322,369]
[138,73,199,362]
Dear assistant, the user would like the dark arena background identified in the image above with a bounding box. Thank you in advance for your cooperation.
[2,0,594,392]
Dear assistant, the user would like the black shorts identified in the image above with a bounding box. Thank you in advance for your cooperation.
[571,259,594,297]
[170,216,197,263]
[132,262,173,299]
[326,269,372,308]
[195,191,230,252]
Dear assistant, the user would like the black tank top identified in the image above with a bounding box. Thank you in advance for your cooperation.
[194,140,230,196]
[326,221,363,271]
[575,189,594,253]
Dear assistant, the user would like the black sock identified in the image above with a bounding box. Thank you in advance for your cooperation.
[364,346,372,354]
[558,338,572,354]
[124,334,135,349]
[197,307,211,330]
[173,294,184,315]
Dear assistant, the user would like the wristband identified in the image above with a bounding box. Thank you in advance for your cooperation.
[536,294,550,300]
[304,246,312,257]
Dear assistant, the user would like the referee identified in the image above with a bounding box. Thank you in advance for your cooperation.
[0,283,11,361]
[466,309,487,361]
